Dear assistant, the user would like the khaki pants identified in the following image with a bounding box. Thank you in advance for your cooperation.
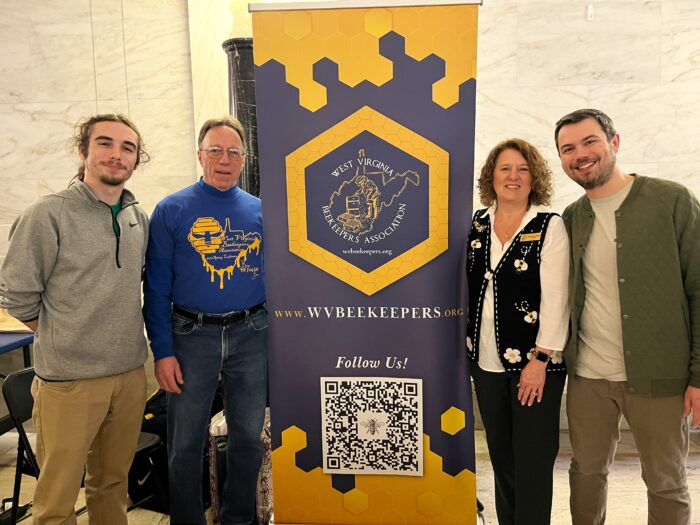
[31,367,146,525]
[567,375,691,525]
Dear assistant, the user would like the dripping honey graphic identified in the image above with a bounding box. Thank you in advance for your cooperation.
[188,217,261,289]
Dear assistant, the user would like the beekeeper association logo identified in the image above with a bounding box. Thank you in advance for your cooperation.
[285,106,449,295]
[324,148,420,244]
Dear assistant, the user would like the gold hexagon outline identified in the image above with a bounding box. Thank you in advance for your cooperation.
[286,105,449,296]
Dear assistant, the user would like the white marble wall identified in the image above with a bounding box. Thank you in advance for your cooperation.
[186,0,235,149]
[0,0,198,265]
[2,0,700,267]
[476,0,700,212]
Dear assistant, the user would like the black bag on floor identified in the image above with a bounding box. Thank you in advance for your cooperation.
[127,389,169,513]
[128,387,224,514]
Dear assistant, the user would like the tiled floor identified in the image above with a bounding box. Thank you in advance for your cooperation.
[1,429,698,524]
[0,430,168,524]
[475,429,700,525]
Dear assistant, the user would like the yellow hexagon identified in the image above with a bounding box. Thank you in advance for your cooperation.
[252,11,283,39]
[310,10,338,36]
[441,406,466,436]
[280,425,307,452]
[344,488,369,514]
[364,9,392,38]
[285,106,449,296]
[416,490,442,518]
[338,9,365,36]
[404,28,432,60]
[283,11,312,40]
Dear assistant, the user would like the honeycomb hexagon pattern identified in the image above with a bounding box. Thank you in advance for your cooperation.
[271,425,476,524]
[253,5,478,111]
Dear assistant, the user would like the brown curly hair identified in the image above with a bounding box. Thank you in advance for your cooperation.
[73,114,150,181]
[477,138,553,207]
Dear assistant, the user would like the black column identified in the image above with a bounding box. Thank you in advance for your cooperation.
[222,38,259,196]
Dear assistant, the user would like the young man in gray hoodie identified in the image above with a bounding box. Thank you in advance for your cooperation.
[0,114,150,524]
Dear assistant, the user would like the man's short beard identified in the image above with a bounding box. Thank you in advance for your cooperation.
[574,149,616,190]
[578,164,613,189]
[99,174,130,187]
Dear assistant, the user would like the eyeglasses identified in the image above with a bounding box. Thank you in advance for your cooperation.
[201,146,247,160]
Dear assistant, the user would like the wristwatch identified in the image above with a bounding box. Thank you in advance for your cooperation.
[531,349,551,363]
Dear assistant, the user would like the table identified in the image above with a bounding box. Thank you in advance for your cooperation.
[0,333,33,368]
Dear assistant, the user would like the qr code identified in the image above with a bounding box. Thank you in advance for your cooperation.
[320,377,423,476]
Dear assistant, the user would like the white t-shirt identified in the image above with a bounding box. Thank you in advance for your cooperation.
[576,181,633,380]
[478,205,571,373]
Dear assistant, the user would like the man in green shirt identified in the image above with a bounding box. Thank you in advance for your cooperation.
[557,108,700,525]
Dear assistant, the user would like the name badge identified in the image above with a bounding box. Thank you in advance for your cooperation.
[520,232,541,242]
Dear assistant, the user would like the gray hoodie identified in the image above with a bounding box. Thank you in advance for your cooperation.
[0,180,148,380]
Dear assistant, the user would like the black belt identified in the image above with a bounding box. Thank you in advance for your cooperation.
[173,303,265,326]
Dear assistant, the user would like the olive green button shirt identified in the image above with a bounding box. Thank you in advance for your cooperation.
[563,175,700,397]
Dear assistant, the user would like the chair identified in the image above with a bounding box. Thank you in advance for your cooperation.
[1,368,39,524]
[1,367,167,524]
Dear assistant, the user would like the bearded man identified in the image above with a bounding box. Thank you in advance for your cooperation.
[557,108,700,525]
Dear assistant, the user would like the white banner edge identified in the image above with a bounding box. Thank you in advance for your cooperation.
[249,0,482,13]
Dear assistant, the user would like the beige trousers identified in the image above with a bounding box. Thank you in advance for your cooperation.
[567,375,691,525]
[31,366,146,525]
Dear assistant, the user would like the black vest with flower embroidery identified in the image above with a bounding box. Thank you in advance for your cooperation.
[466,209,566,374]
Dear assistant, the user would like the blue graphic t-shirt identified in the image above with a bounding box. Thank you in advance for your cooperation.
[143,179,265,359]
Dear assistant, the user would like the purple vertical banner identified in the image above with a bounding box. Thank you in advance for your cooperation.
[252,2,480,523]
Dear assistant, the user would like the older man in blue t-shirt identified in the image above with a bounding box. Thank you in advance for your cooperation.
[143,116,267,525]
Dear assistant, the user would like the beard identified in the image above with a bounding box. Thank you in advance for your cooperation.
[95,162,133,186]
[569,148,616,190]
[99,173,130,186]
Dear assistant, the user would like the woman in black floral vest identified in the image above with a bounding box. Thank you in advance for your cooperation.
[466,138,569,525]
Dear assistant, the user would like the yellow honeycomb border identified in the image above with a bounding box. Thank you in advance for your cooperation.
[286,106,449,296]
[252,5,479,111]
[272,425,476,524]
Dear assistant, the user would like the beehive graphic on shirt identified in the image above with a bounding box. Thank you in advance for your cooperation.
[187,217,261,289]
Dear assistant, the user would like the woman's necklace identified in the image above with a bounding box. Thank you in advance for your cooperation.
[494,210,526,243]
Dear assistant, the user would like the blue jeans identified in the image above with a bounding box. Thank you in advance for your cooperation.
[167,308,268,525]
